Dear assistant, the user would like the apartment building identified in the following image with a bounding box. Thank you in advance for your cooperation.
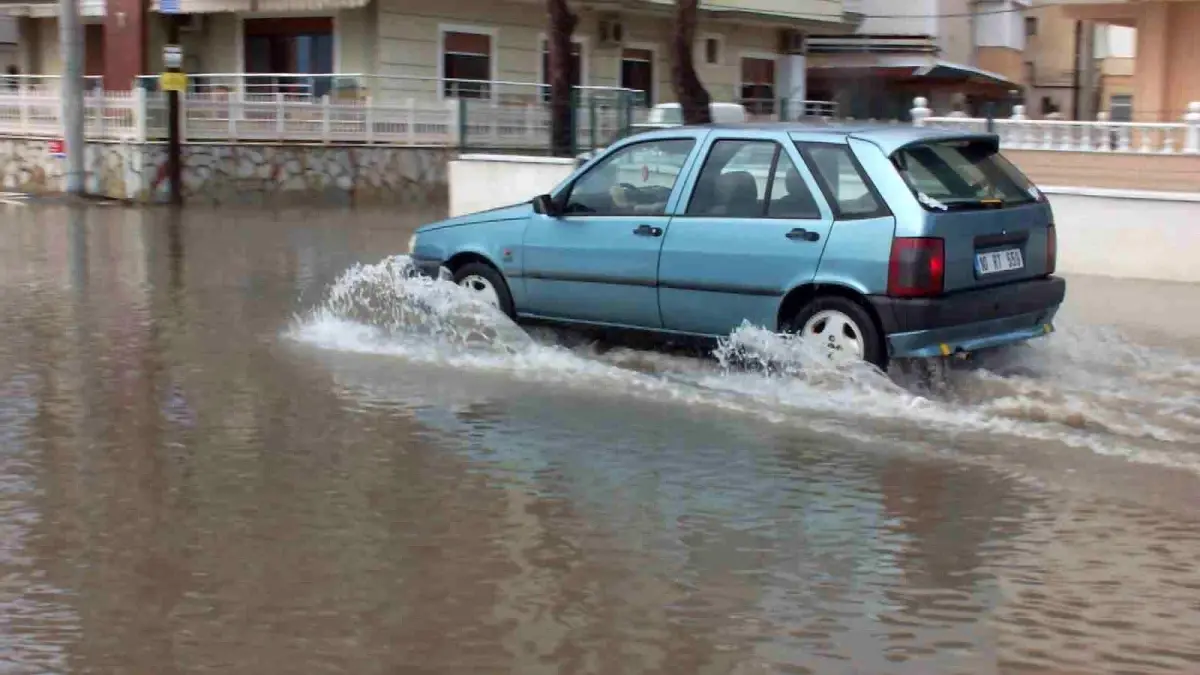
[1056,0,1200,121]
[805,0,1028,120]
[1,0,854,111]
[1022,2,1099,119]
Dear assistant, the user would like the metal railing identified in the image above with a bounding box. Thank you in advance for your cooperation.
[0,85,647,150]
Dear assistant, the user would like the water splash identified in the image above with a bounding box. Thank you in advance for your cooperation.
[287,256,1200,474]
[295,255,533,354]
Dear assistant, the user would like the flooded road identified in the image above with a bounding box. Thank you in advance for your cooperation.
[2,204,1198,675]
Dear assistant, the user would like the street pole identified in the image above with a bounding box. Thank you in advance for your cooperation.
[58,0,85,195]
[164,16,183,206]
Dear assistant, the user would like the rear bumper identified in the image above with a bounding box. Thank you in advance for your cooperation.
[869,276,1066,359]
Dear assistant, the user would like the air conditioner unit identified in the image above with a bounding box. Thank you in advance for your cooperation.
[178,14,203,33]
[778,29,807,55]
[598,14,624,48]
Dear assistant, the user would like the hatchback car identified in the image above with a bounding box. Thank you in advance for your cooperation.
[409,123,1066,369]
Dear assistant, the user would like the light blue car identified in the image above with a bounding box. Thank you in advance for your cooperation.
[409,123,1066,368]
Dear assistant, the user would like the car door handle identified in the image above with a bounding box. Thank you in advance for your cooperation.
[786,228,820,242]
[633,224,663,237]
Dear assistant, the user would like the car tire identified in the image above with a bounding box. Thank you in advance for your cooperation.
[785,295,887,370]
[452,262,517,319]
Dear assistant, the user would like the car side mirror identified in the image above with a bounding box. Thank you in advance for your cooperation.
[532,193,560,217]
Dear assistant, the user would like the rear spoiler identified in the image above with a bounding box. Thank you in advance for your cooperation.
[888,133,1002,157]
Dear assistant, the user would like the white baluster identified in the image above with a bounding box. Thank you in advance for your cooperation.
[1139,125,1151,153]
[364,95,374,144]
[321,94,331,143]
[1097,112,1111,152]
[134,87,147,142]
[1118,126,1131,152]
[1185,101,1200,154]
[275,92,285,139]
[910,97,931,127]
[1010,105,1026,148]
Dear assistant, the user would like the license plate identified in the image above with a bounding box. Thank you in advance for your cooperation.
[976,248,1024,275]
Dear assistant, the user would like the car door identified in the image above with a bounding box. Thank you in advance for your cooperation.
[521,135,702,328]
[657,132,835,336]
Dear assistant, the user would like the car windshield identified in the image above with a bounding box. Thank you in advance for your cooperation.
[891,139,1039,210]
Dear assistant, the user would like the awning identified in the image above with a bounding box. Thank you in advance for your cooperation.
[0,0,105,17]
[0,0,365,15]
[148,0,367,11]
[913,61,1019,89]
[808,55,1020,89]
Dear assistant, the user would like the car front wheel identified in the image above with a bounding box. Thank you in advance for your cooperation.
[786,296,886,370]
[452,262,516,319]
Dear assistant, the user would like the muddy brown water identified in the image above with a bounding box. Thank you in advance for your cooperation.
[1,204,1198,675]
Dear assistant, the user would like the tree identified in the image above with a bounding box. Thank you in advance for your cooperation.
[671,0,712,125]
[546,0,578,156]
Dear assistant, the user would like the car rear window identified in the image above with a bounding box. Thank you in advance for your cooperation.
[891,139,1040,211]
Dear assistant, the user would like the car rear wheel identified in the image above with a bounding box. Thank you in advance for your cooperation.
[452,262,516,319]
[786,296,886,370]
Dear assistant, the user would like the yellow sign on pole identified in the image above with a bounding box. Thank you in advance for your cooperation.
[160,72,187,93]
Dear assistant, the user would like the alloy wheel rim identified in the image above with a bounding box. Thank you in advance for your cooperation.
[458,274,501,308]
[801,309,866,363]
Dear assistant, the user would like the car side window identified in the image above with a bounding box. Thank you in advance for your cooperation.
[798,143,888,220]
[562,138,696,217]
[685,139,822,219]
[766,153,822,219]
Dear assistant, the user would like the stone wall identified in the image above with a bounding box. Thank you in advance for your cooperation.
[0,138,450,206]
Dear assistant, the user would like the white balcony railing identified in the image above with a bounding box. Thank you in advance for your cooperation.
[911,98,1200,155]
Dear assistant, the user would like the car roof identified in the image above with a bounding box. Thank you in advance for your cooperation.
[630,122,998,156]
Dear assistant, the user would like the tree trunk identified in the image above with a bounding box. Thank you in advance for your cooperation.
[671,0,711,125]
[547,0,577,156]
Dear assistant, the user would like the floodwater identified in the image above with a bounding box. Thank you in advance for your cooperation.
[1,204,1199,675]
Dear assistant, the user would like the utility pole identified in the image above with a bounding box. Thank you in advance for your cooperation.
[59,0,86,195]
[162,15,183,206]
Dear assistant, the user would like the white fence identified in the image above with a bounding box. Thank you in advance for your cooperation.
[2,84,1199,154]
[0,87,645,148]
[912,98,1200,155]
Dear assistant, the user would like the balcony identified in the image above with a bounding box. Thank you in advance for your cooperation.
[806,34,939,54]
[638,0,845,22]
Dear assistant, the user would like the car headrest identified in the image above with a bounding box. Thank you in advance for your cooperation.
[717,171,759,217]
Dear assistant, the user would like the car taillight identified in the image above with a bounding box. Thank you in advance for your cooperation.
[888,237,945,298]
[1046,225,1057,275]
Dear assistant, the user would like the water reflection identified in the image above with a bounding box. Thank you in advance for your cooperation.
[0,206,1197,674]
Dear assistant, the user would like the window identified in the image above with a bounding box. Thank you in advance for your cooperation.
[799,143,887,219]
[85,24,104,78]
[540,40,582,103]
[442,30,492,99]
[562,138,695,216]
[620,48,654,107]
[703,37,721,65]
[686,139,821,219]
[891,139,1038,210]
[244,18,334,97]
[740,57,776,116]
[1109,94,1133,122]
[1025,16,1038,37]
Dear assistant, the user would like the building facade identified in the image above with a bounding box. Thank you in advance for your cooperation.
[1057,0,1200,122]
[1,0,854,110]
[803,0,1029,120]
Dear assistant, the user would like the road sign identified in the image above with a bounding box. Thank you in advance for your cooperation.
[48,139,64,157]
[163,44,183,69]
[159,0,180,13]
[160,72,188,92]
